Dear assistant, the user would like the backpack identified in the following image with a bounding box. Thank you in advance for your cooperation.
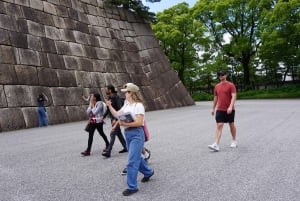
[101,101,107,116]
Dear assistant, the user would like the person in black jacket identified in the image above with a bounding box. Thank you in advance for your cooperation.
[102,85,127,158]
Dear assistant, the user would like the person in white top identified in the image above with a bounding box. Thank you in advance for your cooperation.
[106,83,154,196]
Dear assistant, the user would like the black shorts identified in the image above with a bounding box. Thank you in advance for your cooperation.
[215,110,235,123]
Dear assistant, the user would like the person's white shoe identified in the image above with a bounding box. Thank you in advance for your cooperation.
[208,143,220,151]
[230,141,237,148]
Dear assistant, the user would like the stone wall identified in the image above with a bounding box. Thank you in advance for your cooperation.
[0,0,194,132]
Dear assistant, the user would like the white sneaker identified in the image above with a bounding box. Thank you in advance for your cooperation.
[208,143,220,151]
[230,141,237,148]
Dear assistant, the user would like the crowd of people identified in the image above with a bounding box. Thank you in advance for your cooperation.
[37,70,237,196]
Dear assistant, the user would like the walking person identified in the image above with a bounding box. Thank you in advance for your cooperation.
[102,85,127,158]
[81,93,109,156]
[209,70,237,152]
[37,93,49,127]
[106,83,154,196]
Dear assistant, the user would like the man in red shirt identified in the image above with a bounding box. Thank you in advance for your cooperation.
[209,70,237,152]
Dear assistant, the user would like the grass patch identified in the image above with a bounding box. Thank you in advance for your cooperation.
[192,85,300,101]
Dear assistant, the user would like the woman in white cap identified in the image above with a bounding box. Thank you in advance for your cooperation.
[106,83,154,196]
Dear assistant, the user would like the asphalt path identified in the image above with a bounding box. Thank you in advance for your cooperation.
[0,99,299,201]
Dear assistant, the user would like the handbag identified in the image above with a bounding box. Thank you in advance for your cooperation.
[84,123,92,132]
[143,121,150,142]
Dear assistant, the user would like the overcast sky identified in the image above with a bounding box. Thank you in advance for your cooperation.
[141,0,197,13]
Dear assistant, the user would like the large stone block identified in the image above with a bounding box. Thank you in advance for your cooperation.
[22,107,39,128]
[0,45,16,64]
[37,67,59,87]
[27,20,45,37]
[5,3,23,18]
[27,35,42,51]
[47,53,65,69]
[50,87,83,106]
[84,45,98,59]
[57,69,77,87]
[30,0,44,11]
[0,108,26,132]
[75,22,90,34]
[78,57,93,71]
[0,14,18,31]
[52,16,67,28]
[90,72,105,87]
[9,31,28,48]
[92,59,106,72]
[43,1,57,15]
[0,29,10,45]
[15,65,38,85]
[22,6,38,22]
[63,55,79,70]
[47,106,69,124]
[55,41,71,55]
[55,5,69,17]
[95,47,110,60]
[75,71,93,88]
[59,29,75,42]
[69,42,85,57]
[15,0,29,7]
[0,64,17,85]
[66,105,86,122]
[45,26,60,40]
[36,11,54,26]
[4,85,31,107]
[17,19,29,33]
[0,85,8,108]
[18,48,41,66]
[74,30,88,44]
[41,37,57,53]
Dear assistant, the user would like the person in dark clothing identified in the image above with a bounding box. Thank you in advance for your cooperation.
[81,93,109,156]
[102,85,127,158]
[37,93,48,127]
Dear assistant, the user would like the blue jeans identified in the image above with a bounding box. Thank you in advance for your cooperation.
[125,127,153,190]
[38,106,48,127]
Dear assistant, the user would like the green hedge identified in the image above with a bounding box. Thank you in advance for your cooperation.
[192,85,300,101]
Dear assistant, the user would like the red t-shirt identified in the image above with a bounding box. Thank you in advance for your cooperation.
[214,81,236,111]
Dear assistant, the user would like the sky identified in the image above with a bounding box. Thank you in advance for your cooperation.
[141,0,197,13]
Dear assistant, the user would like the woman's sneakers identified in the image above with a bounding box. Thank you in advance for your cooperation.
[81,150,90,156]
[208,143,220,152]
[230,141,237,148]
[122,189,138,196]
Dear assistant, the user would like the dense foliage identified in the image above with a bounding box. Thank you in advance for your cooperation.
[152,0,300,93]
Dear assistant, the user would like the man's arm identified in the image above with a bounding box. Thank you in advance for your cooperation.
[227,93,236,114]
[211,96,218,116]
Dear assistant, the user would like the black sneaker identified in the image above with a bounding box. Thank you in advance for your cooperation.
[141,170,154,183]
[122,189,138,196]
[119,148,128,153]
[102,152,111,158]
[121,168,127,175]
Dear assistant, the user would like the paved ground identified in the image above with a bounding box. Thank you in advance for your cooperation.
[0,99,299,201]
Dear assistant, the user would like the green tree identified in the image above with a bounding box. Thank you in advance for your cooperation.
[259,0,300,85]
[104,0,158,21]
[193,0,273,90]
[151,2,207,87]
